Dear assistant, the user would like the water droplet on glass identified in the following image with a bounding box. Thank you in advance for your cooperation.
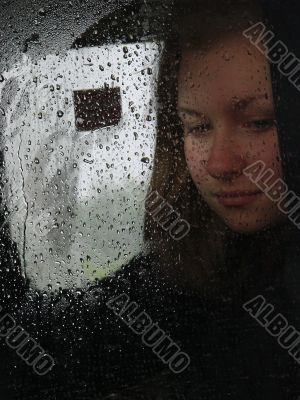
[223,51,231,61]
[38,7,46,16]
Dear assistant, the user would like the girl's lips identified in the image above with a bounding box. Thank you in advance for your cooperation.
[214,191,262,207]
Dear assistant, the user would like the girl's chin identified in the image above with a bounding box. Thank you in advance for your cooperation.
[221,215,276,235]
[206,199,285,234]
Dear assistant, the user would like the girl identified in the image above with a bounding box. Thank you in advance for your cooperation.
[133,0,300,398]
[144,0,299,297]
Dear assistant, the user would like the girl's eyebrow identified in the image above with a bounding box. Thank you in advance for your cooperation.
[232,94,270,110]
[177,107,204,118]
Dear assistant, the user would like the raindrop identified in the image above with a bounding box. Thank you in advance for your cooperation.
[0,75,4,82]
[222,51,231,61]
[38,7,46,16]
[76,117,84,125]
[57,110,64,118]
[141,157,150,164]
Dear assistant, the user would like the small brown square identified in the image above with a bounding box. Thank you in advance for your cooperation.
[74,87,122,131]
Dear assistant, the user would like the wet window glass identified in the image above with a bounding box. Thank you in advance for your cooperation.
[1,1,300,399]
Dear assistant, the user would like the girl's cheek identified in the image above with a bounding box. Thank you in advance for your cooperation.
[185,139,210,183]
[244,134,279,164]
[187,157,209,184]
[185,138,209,162]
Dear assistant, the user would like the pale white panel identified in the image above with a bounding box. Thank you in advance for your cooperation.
[0,41,163,291]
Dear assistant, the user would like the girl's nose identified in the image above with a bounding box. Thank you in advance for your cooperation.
[206,129,245,181]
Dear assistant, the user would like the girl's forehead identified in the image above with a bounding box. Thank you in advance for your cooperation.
[178,36,270,87]
[177,42,273,112]
[180,34,265,65]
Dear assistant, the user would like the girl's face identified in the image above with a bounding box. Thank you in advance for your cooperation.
[178,35,285,233]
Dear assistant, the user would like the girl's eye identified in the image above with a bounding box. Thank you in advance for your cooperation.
[245,119,276,132]
[187,123,211,135]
